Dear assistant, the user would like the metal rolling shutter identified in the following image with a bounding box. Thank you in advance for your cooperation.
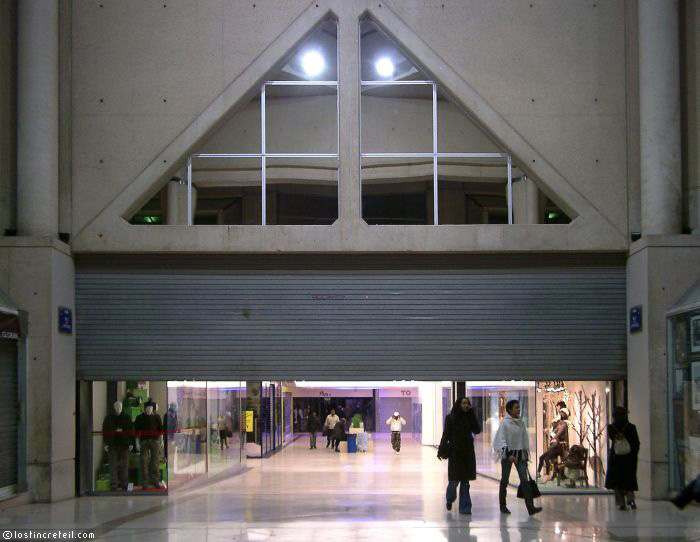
[0,340,18,492]
[76,254,626,381]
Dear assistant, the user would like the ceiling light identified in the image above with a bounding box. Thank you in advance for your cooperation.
[301,50,324,77]
[375,57,394,78]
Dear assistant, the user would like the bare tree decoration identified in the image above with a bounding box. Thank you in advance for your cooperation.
[571,390,590,446]
[584,390,607,485]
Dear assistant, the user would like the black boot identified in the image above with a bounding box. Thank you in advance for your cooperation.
[500,505,511,514]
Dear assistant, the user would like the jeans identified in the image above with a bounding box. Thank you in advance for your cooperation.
[391,431,401,452]
[446,481,472,514]
[500,458,535,511]
[140,438,161,488]
[108,447,129,490]
[309,431,317,448]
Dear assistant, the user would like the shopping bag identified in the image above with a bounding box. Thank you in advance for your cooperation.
[517,471,541,499]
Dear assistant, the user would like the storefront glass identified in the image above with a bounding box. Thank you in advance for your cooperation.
[467,380,612,492]
[90,380,245,494]
[668,308,700,489]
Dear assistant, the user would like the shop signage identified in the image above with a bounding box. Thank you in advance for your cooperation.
[629,305,642,333]
[245,410,254,432]
[58,306,73,333]
[0,312,19,340]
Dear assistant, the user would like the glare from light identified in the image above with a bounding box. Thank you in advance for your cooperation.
[301,50,325,77]
[375,57,394,78]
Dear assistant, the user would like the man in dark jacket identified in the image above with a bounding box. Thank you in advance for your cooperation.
[307,411,321,449]
[135,400,164,489]
[438,397,482,515]
[102,400,134,490]
[605,406,640,510]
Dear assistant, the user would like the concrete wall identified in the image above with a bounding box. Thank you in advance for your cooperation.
[0,0,16,234]
[0,239,75,502]
[69,0,630,253]
[627,236,700,499]
[682,0,700,233]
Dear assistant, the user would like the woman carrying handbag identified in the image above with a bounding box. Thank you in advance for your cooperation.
[493,400,542,515]
[605,406,640,510]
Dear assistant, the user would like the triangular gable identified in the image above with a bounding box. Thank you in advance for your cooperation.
[73,0,625,250]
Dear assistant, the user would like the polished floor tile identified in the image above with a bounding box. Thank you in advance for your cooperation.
[0,435,698,541]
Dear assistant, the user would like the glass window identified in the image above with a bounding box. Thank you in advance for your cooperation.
[468,380,612,493]
[362,157,432,225]
[360,18,513,226]
[265,157,338,225]
[438,157,509,225]
[668,309,700,489]
[361,84,433,154]
[191,156,261,225]
[88,380,245,495]
[265,84,337,155]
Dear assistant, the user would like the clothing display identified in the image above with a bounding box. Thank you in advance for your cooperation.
[135,406,164,489]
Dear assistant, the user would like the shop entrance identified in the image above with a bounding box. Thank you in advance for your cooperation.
[82,378,621,496]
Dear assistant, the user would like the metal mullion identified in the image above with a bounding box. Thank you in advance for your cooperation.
[436,152,508,159]
[361,152,434,158]
[266,80,338,86]
[507,155,513,225]
[266,153,338,158]
[432,83,438,225]
[192,153,262,159]
[360,80,434,85]
[187,156,192,226]
[261,84,266,226]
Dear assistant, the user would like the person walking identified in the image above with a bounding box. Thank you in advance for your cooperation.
[493,399,542,516]
[307,411,321,449]
[324,408,340,449]
[217,414,229,450]
[671,474,700,509]
[386,411,406,454]
[331,417,347,452]
[437,397,482,515]
[605,406,640,510]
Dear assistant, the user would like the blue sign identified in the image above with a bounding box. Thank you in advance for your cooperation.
[630,305,642,333]
[58,306,72,334]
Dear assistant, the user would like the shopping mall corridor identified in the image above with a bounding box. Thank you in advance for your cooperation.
[0,435,698,541]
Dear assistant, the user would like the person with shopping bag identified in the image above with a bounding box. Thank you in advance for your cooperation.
[605,406,640,510]
[492,399,542,516]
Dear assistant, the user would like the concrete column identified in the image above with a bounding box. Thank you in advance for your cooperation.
[512,177,540,224]
[165,180,196,225]
[337,4,361,226]
[17,1,59,236]
[639,0,682,235]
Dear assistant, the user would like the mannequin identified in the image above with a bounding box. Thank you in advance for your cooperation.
[135,400,164,489]
[102,400,134,491]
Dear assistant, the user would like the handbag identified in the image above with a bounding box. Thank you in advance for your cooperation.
[517,470,541,499]
[613,424,631,455]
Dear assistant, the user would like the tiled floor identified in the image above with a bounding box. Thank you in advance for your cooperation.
[0,435,698,541]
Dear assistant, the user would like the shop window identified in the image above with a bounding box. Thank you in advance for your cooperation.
[88,380,246,494]
[667,288,700,490]
[468,380,613,492]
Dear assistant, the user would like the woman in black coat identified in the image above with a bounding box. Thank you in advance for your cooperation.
[605,406,640,510]
[438,397,482,515]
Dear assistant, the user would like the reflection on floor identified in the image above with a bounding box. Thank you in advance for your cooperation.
[1,434,698,541]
